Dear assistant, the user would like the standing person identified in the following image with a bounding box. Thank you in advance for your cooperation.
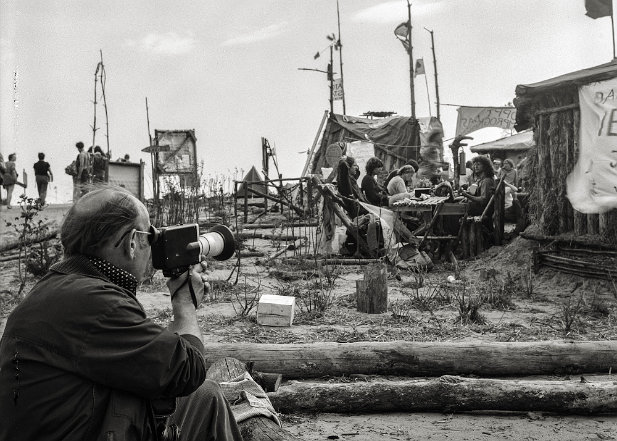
[492,158,502,178]
[0,187,243,441]
[361,157,389,206]
[2,153,18,209]
[33,152,53,206]
[76,141,91,198]
[92,145,108,184]
[0,153,5,205]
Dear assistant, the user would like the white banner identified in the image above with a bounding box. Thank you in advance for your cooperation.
[455,106,516,136]
[333,78,344,101]
[566,77,617,213]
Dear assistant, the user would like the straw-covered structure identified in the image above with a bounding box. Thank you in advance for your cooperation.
[514,61,617,246]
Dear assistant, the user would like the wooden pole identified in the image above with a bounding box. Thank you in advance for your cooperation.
[406,0,416,119]
[98,50,110,157]
[336,0,346,114]
[329,45,334,114]
[425,28,440,120]
[356,262,388,313]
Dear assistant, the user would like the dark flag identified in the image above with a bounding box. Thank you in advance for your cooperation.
[394,21,410,51]
[585,0,612,19]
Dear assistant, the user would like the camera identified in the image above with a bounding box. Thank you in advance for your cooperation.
[151,224,235,277]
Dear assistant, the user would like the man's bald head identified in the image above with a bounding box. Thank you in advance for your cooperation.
[61,187,148,257]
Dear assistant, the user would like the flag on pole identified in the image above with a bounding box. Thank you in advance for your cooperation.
[585,0,612,19]
[414,58,425,77]
[394,22,410,51]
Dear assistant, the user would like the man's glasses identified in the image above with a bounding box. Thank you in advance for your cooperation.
[113,225,157,248]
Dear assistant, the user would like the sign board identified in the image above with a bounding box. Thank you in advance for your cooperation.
[333,78,344,101]
[142,144,170,153]
[154,130,197,175]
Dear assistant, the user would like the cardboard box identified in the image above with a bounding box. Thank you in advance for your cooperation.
[257,294,295,327]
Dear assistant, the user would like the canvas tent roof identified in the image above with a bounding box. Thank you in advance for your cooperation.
[470,130,534,153]
[237,165,267,196]
[308,113,442,175]
[514,60,617,130]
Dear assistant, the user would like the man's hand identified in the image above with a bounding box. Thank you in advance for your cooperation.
[166,260,210,308]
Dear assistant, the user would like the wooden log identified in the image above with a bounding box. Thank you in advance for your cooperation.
[573,211,587,236]
[269,238,303,259]
[355,262,388,314]
[0,228,58,253]
[242,222,318,229]
[237,232,305,241]
[520,231,616,250]
[206,357,302,441]
[203,341,617,379]
[319,258,382,266]
[269,376,617,415]
[245,186,304,216]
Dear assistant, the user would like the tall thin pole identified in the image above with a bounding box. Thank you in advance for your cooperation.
[145,97,157,202]
[423,72,432,116]
[99,50,110,157]
[406,0,416,119]
[611,8,615,59]
[329,45,334,114]
[337,0,346,114]
[425,28,441,120]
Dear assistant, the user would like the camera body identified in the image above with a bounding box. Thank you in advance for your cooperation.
[151,223,235,277]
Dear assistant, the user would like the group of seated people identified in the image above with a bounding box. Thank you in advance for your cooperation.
[335,153,527,234]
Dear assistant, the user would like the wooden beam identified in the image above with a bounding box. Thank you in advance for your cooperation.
[269,376,617,415]
[204,341,617,379]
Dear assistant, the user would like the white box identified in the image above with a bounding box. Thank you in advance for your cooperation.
[257,294,296,327]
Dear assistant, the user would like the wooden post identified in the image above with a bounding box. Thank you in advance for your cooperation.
[493,183,505,245]
[356,262,388,314]
[599,209,617,245]
[468,219,477,257]
[233,181,238,221]
[244,184,249,224]
[460,219,470,259]
[475,221,484,256]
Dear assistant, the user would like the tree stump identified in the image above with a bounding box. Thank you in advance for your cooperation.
[206,357,302,441]
[356,262,387,313]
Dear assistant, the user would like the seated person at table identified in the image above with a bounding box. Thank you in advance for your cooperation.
[497,158,518,185]
[336,156,367,218]
[386,165,418,205]
[461,155,495,230]
[361,157,389,206]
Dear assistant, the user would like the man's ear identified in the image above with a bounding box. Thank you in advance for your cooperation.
[124,230,137,259]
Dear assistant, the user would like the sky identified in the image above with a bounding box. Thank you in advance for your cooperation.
[1,0,615,203]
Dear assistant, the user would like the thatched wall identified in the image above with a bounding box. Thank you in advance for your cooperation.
[515,85,617,246]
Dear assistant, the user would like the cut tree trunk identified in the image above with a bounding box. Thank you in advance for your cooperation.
[206,357,302,441]
[204,341,617,379]
[356,262,388,313]
[269,376,617,415]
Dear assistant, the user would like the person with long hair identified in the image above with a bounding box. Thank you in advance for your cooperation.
[461,155,496,223]
[336,156,367,217]
[2,153,18,209]
[386,165,418,205]
[361,157,388,206]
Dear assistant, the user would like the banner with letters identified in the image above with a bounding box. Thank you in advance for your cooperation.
[566,77,617,213]
[455,106,517,136]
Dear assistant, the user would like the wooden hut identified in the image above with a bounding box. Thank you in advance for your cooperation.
[513,61,617,246]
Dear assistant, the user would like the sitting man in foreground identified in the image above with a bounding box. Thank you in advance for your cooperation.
[0,187,242,441]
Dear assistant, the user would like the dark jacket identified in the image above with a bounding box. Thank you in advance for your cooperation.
[0,256,206,441]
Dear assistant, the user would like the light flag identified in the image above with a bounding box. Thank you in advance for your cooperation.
[414,58,425,77]
[333,78,344,101]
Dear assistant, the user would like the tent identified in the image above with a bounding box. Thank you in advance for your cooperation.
[237,165,267,197]
[305,113,443,176]
[470,130,534,165]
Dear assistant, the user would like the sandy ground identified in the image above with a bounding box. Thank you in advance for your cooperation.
[1,202,616,440]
